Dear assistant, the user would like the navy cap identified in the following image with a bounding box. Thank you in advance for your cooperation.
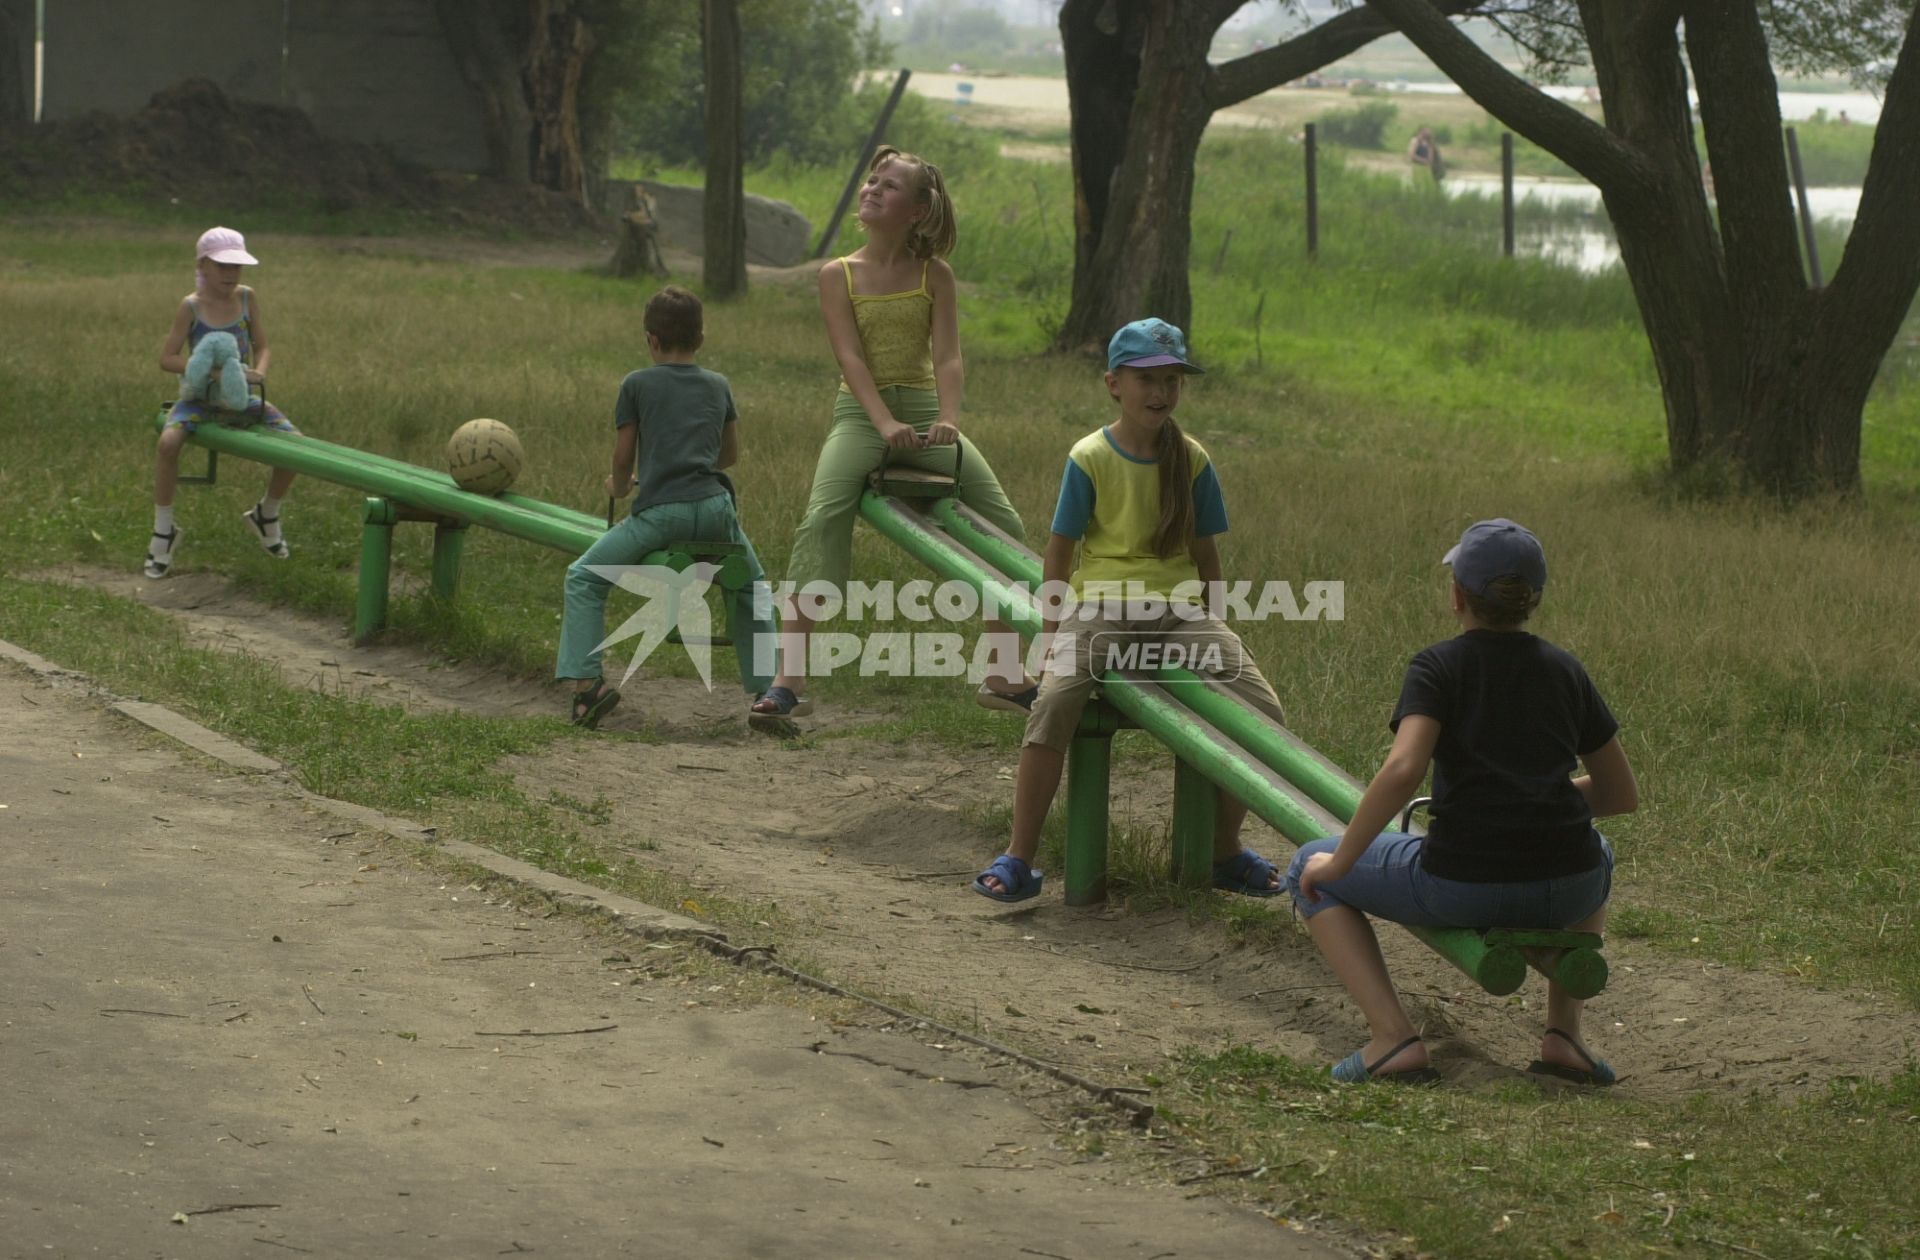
[1107,317,1204,374]
[1443,518,1547,595]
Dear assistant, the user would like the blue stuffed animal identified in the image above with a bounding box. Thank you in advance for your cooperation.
[181,331,252,412]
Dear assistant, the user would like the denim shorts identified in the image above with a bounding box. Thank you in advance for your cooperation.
[165,398,297,433]
[1284,832,1614,928]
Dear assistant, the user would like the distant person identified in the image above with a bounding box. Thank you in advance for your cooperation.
[972,318,1290,903]
[1408,127,1445,182]
[554,286,777,729]
[750,145,1031,730]
[147,226,301,579]
[1838,110,1851,125]
[1287,520,1639,1085]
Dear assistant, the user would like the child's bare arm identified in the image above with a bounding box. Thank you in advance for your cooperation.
[244,287,272,381]
[606,425,638,499]
[717,420,740,470]
[1573,736,1639,817]
[159,300,193,374]
[1040,532,1076,639]
[1188,534,1224,615]
[1297,715,1440,901]
[926,259,962,444]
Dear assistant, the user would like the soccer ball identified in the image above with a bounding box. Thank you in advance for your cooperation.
[447,418,524,495]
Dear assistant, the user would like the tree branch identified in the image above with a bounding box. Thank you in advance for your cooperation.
[1683,0,1804,307]
[1210,0,1485,109]
[1361,0,1638,188]
[1822,3,1920,335]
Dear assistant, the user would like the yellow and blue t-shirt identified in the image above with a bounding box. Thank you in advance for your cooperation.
[1050,426,1228,599]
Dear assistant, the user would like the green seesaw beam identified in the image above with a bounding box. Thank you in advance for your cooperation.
[861,491,1606,998]
[155,411,753,644]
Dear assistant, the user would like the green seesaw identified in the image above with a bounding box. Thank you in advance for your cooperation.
[857,474,1606,999]
[152,409,751,647]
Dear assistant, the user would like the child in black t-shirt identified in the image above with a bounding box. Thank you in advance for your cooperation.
[1286,519,1639,1086]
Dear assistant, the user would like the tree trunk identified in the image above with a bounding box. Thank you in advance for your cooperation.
[525,0,593,204]
[703,0,747,299]
[1054,0,1487,355]
[1054,0,1219,353]
[434,0,533,184]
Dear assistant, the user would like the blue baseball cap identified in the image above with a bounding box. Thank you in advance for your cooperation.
[1107,317,1204,374]
[1443,518,1547,595]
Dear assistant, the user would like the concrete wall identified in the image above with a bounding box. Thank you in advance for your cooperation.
[1,0,33,123]
[43,1,282,119]
[285,0,486,174]
[39,0,488,173]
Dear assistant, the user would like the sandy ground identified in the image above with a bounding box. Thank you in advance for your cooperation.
[0,662,1347,1259]
[38,564,1920,1110]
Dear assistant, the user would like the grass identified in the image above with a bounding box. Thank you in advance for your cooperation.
[1159,1044,1920,1259]
[4,113,1920,1259]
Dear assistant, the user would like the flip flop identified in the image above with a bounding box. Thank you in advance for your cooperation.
[972,854,1043,903]
[748,685,813,733]
[570,679,621,730]
[1331,1035,1441,1085]
[1526,1027,1617,1086]
[1212,849,1282,898]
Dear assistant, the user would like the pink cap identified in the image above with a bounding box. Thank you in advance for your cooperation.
[196,226,259,265]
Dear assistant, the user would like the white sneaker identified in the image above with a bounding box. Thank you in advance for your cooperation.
[975,681,1038,714]
[143,526,183,579]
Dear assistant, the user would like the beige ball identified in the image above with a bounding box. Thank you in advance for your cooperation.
[447,418,524,495]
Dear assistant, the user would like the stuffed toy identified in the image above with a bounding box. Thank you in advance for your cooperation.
[181,331,251,412]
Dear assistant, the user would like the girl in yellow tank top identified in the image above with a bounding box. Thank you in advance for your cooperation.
[749,146,1033,727]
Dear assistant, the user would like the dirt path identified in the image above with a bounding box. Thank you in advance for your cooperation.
[45,566,1920,1105]
[1,664,1353,1259]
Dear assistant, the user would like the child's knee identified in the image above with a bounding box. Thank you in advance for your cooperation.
[157,427,188,457]
[1283,838,1339,897]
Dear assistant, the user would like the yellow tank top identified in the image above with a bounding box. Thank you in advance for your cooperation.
[838,257,936,392]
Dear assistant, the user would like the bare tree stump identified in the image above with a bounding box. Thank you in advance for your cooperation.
[609,195,667,279]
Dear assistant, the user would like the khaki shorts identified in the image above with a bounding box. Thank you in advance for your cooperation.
[1023,604,1285,752]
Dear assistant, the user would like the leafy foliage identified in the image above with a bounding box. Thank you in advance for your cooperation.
[606,0,886,166]
[1315,100,1401,148]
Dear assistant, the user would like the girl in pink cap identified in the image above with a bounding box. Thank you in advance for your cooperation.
[146,225,301,578]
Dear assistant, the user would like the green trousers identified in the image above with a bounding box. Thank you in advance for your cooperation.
[785,385,1027,592]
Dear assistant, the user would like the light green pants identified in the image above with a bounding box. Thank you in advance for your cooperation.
[785,386,1027,592]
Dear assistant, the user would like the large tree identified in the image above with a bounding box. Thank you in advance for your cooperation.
[1061,0,1920,496]
[1365,0,1920,495]
[1055,0,1483,353]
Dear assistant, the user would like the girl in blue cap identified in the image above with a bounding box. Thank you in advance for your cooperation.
[1288,519,1640,1086]
[973,317,1290,904]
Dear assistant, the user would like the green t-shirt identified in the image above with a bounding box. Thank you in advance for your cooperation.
[613,363,737,510]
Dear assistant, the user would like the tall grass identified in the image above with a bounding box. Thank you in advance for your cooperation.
[3,153,1920,1005]
[7,113,1920,1260]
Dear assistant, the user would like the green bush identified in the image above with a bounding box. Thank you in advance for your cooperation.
[1316,101,1399,149]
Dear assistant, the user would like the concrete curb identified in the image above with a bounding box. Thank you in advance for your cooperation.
[0,636,714,941]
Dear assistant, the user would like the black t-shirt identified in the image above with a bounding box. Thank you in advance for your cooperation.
[1392,629,1618,882]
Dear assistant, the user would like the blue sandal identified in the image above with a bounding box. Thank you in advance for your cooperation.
[1212,849,1282,898]
[1331,1035,1441,1085]
[748,685,813,733]
[1526,1028,1617,1086]
[972,854,1043,903]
